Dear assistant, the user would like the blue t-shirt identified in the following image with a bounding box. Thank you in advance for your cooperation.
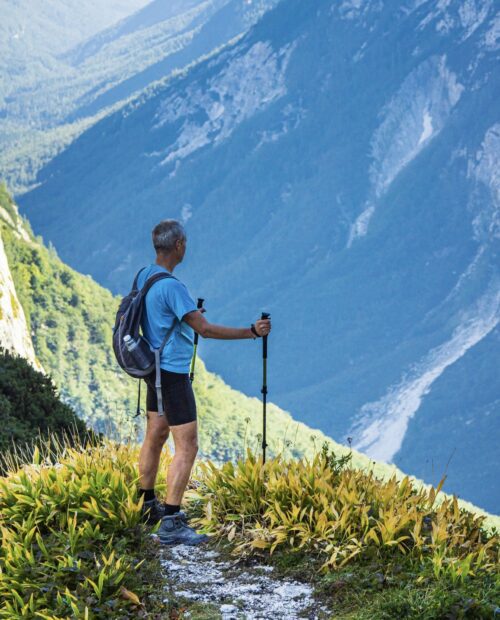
[136,264,197,373]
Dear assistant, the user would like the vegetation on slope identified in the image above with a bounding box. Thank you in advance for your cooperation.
[0,438,162,619]
[0,438,498,619]
[0,347,87,453]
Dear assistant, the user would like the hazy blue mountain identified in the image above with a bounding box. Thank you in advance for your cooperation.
[1,0,279,192]
[64,0,281,122]
[395,324,500,510]
[19,0,500,512]
[0,0,149,60]
[0,0,149,109]
[62,0,206,66]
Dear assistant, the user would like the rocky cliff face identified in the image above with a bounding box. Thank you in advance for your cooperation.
[0,223,42,371]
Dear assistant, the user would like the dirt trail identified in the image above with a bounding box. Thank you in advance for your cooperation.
[160,543,330,619]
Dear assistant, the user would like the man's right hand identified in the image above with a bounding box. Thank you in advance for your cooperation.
[254,317,271,337]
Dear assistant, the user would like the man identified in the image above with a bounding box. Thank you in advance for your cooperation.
[136,219,271,545]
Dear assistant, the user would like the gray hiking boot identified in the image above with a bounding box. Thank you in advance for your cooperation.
[157,512,208,546]
[141,498,167,525]
[141,498,192,526]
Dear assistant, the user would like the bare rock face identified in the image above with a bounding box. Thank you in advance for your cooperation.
[0,230,43,372]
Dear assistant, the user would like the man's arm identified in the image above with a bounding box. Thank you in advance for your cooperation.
[183,311,271,340]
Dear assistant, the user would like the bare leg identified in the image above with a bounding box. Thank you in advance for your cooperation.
[166,421,198,506]
[138,412,170,489]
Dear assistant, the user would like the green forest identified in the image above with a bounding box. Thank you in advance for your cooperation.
[0,347,87,453]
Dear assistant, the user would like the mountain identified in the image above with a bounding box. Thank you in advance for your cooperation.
[0,0,150,122]
[0,0,149,63]
[17,0,500,512]
[0,0,279,193]
[0,347,88,453]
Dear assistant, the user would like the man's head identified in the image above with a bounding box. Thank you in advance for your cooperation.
[152,219,187,264]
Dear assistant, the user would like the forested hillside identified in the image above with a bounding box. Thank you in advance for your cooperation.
[1,0,279,193]
[0,347,87,453]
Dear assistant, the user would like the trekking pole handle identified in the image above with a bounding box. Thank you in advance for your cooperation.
[261,312,270,359]
[190,298,205,382]
[193,298,204,343]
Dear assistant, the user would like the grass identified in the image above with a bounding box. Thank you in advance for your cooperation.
[0,433,498,619]
[0,435,165,619]
[265,548,499,619]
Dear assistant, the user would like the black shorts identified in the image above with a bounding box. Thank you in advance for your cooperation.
[144,369,197,426]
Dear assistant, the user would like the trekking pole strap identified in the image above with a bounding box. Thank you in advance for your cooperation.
[154,349,164,416]
[189,298,204,382]
[133,380,142,418]
[154,322,177,416]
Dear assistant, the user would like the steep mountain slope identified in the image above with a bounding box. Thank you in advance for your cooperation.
[0,0,149,64]
[18,0,500,511]
[394,323,500,506]
[1,0,279,192]
[0,0,149,116]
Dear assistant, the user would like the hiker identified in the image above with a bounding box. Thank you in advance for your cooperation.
[137,219,271,545]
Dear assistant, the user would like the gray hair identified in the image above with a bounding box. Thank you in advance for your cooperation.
[152,219,186,253]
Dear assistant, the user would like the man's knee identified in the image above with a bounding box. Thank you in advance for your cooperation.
[176,437,198,461]
[155,428,170,446]
[191,440,199,458]
[184,439,198,460]
[145,418,170,448]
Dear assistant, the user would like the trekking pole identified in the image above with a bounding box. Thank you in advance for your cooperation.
[190,298,205,382]
[260,312,271,463]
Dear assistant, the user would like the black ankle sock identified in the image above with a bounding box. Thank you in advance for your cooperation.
[139,488,156,502]
[164,503,180,516]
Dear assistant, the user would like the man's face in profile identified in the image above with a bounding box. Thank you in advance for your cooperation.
[176,237,187,263]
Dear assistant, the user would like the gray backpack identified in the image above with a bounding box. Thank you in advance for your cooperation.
[112,267,176,416]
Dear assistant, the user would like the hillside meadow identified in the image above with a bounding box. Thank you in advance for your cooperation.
[0,436,498,619]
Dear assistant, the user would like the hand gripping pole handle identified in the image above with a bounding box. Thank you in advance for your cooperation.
[190,298,205,382]
[261,312,270,359]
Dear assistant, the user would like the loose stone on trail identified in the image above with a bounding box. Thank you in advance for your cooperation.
[160,544,329,619]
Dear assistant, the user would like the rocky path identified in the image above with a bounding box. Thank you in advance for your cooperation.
[159,543,330,619]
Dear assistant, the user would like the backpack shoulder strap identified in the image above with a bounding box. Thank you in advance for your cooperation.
[132,267,147,291]
[140,271,177,297]
[141,271,178,353]
[146,271,179,417]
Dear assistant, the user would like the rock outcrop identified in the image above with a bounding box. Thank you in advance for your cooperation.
[0,213,43,371]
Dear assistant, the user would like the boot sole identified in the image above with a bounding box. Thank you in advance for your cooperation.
[158,536,208,546]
